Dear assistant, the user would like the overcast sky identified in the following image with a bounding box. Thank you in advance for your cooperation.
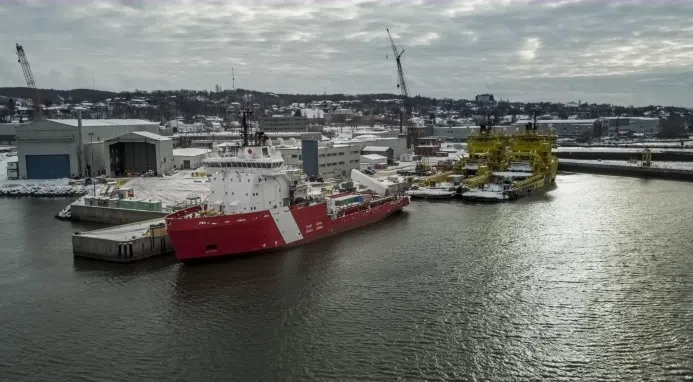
[1,0,693,106]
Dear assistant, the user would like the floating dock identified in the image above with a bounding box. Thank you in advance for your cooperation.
[72,219,172,263]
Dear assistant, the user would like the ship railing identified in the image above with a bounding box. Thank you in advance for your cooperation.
[512,173,545,189]
[463,173,491,189]
[165,205,202,220]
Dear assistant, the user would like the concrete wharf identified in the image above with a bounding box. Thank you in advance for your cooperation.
[72,219,172,263]
[559,160,693,182]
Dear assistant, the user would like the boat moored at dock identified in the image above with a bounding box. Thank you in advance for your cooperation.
[460,122,558,202]
[165,112,409,262]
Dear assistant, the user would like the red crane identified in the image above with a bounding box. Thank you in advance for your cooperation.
[16,43,43,120]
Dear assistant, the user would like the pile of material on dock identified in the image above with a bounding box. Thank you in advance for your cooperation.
[0,184,88,197]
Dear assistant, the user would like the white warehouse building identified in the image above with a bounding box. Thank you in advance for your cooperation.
[173,148,212,169]
[16,118,171,179]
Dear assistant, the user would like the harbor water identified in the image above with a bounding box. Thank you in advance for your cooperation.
[1,173,692,381]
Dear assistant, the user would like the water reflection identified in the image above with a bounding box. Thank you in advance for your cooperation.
[1,175,693,381]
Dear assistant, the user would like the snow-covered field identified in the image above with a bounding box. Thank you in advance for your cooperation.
[122,169,210,207]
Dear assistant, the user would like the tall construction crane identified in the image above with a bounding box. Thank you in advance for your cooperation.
[386,28,414,147]
[15,43,42,120]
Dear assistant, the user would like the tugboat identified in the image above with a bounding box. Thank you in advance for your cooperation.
[165,109,410,262]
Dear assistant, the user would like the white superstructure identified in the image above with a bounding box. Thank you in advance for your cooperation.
[203,145,299,214]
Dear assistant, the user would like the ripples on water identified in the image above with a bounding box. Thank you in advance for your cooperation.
[1,174,692,381]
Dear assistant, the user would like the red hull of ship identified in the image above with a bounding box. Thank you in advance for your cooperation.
[165,197,409,262]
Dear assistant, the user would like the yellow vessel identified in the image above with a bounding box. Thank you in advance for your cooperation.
[460,122,558,202]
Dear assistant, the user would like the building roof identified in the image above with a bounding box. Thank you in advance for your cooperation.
[432,125,480,129]
[131,131,170,141]
[173,148,211,157]
[362,146,392,152]
[361,154,388,161]
[48,119,160,127]
[513,119,596,125]
[600,116,660,121]
[105,131,170,142]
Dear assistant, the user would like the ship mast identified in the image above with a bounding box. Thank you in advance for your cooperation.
[240,107,252,147]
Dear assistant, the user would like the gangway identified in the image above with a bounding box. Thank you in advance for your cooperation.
[350,169,389,195]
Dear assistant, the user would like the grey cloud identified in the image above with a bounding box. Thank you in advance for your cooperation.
[1,0,692,106]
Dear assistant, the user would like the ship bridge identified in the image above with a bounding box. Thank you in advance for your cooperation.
[203,145,284,172]
[205,145,294,215]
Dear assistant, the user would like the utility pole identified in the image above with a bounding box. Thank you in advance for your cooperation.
[89,132,96,195]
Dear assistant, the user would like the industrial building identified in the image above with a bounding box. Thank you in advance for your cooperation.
[414,137,441,156]
[173,148,211,169]
[0,123,20,145]
[598,117,660,136]
[360,154,389,170]
[335,135,407,160]
[259,116,309,132]
[510,117,660,137]
[280,140,361,178]
[16,118,167,179]
[475,94,495,103]
[85,131,174,177]
[511,119,596,137]
[431,125,480,141]
[174,131,309,148]
[361,146,394,164]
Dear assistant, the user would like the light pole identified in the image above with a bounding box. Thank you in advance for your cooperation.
[89,132,96,196]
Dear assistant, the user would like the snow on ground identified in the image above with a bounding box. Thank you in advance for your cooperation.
[122,169,210,207]
[0,154,87,196]
[561,159,693,170]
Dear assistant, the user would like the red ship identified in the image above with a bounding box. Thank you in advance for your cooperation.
[165,121,409,263]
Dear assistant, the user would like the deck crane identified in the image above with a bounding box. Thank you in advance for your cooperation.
[15,43,43,120]
[386,28,415,148]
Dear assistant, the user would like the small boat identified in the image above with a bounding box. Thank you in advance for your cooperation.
[405,184,457,199]
[461,171,532,202]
